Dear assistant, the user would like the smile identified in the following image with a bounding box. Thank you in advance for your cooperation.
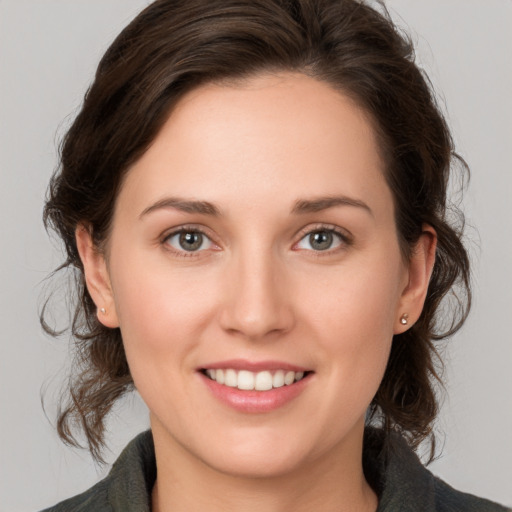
[199,360,313,412]
[203,369,306,391]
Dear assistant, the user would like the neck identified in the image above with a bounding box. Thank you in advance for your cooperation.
[150,418,378,512]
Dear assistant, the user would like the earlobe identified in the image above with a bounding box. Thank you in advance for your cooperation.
[75,225,120,328]
[394,225,437,334]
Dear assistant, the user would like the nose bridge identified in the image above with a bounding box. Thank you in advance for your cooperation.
[220,239,293,339]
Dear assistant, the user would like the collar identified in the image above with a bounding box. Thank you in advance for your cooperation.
[104,428,437,512]
[363,428,436,511]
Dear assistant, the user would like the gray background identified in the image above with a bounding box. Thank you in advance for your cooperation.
[1,1,511,510]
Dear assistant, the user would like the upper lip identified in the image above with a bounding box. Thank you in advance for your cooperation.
[198,359,311,372]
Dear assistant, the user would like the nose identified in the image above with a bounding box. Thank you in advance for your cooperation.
[219,250,295,341]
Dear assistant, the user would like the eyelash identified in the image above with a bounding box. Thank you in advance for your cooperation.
[293,224,353,256]
[161,224,352,257]
[161,225,217,258]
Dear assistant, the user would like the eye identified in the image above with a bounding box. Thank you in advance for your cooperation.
[164,229,214,253]
[295,229,346,252]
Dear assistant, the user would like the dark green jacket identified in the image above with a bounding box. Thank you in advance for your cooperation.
[41,429,510,511]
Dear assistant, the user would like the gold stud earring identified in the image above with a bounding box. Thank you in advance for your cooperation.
[400,313,409,325]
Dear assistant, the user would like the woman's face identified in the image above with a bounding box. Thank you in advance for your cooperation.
[83,73,429,478]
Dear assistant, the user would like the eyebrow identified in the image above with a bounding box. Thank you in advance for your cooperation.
[291,196,373,217]
[139,194,372,219]
[139,197,221,218]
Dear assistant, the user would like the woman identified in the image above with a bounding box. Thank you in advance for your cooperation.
[39,0,509,510]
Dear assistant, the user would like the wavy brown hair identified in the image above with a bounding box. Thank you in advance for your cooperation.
[43,0,470,463]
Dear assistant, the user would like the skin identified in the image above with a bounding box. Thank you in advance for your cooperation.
[77,73,436,512]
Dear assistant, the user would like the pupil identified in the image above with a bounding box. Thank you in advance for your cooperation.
[179,232,202,251]
[310,231,332,251]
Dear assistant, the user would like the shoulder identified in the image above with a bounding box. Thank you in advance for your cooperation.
[364,428,510,512]
[433,477,511,512]
[39,480,110,512]
[38,431,155,512]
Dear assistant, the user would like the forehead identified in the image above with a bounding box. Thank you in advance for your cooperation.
[117,72,392,220]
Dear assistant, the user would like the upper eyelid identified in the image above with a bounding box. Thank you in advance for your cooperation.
[161,224,215,242]
[294,223,352,242]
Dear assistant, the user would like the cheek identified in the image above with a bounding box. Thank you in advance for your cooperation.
[304,254,403,340]
[108,253,220,372]
[301,251,404,390]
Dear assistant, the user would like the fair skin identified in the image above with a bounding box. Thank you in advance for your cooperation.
[76,73,436,512]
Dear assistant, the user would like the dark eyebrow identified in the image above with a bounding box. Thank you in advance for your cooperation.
[291,196,373,217]
[139,197,221,218]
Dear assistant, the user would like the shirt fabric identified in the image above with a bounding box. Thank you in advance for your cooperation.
[41,429,510,512]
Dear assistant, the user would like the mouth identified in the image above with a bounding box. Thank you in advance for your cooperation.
[201,368,311,391]
[198,360,314,412]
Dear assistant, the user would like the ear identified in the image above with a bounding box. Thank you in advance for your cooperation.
[394,224,437,334]
[75,224,119,328]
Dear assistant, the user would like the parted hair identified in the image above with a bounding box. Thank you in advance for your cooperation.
[43,0,470,463]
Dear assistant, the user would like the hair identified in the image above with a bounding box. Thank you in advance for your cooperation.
[43,0,470,463]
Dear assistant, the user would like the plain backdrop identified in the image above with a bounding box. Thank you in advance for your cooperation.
[1,1,511,510]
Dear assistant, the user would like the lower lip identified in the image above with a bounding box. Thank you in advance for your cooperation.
[201,373,311,413]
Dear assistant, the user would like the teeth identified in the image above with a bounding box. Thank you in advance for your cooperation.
[272,370,285,388]
[284,371,295,386]
[238,370,255,390]
[255,371,273,391]
[205,368,306,391]
[224,369,237,387]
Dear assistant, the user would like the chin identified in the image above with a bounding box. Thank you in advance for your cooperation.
[204,451,307,480]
